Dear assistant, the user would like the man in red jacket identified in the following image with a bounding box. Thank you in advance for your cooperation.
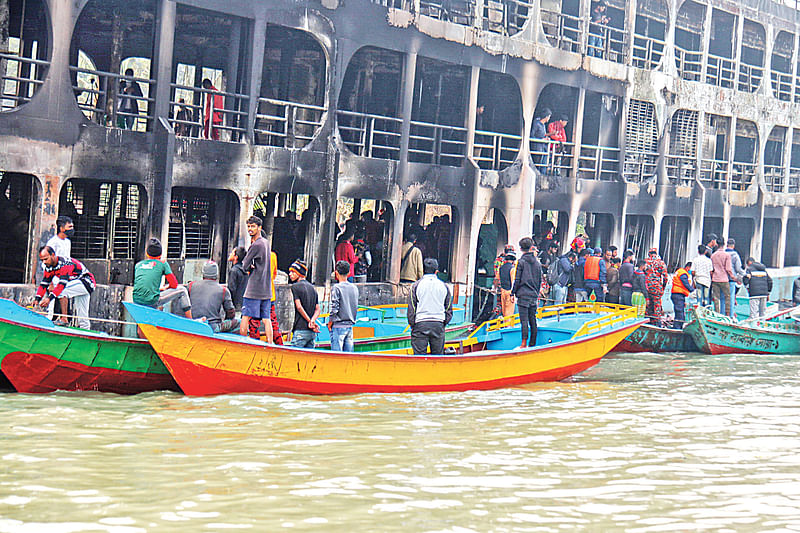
[202,78,224,140]
[36,246,96,329]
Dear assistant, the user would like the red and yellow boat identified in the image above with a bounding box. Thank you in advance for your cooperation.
[126,302,645,396]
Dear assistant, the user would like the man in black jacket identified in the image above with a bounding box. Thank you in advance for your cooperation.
[743,258,772,319]
[618,249,636,306]
[511,237,542,349]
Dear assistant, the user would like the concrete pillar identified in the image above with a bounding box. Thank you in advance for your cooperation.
[450,205,474,285]
[246,16,268,144]
[733,14,745,88]
[571,86,586,178]
[782,126,794,193]
[700,4,713,81]
[152,0,176,121]
[277,193,287,218]
[617,95,629,181]
[726,116,737,192]
[388,201,408,284]
[624,0,637,66]
[224,17,242,137]
[777,206,789,268]
[0,0,8,62]
[656,108,671,185]
[397,51,418,181]
[149,118,176,251]
[752,191,765,261]
[464,66,480,166]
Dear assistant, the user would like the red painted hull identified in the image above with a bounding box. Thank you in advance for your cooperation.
[706,343,774,356]
[1,351,180,394]
[158,351,603,396]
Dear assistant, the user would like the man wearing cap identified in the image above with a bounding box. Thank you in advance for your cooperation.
[133,238,192,318]
[188,261,238,333]
[289,260,320,349]
[583,247,606,302]
[408,258,453,355]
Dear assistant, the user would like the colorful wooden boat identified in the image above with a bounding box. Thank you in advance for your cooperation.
[125,301,646,396]
[614,323,699,353]
[0,299,179,394]
[688,305,800,355]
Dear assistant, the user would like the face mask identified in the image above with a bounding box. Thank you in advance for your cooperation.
[65,229,75,238]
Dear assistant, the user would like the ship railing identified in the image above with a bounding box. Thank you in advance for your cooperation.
[587,23,628,64]
[1,53,49,111]
[631,33,665,70]
[482,0,532,35]
[674,46,702,82]
[530,138,575,177]
[419,0,475,26]
[169,83,248,142]
[699,158,729,189]
[474,129,521,170]
[254,98,326,149]
[336,110,402,160]
[69,66,155,132]
[771,70,793,101]
[705,53,736,89]
[737,62,763,93]
[730,161,756,190]
[764,164,786,192]
[623,149,658,182]
[666,154,697,185]
[577,143,619,181]
[540,9,583,53]
[793,79,800,104]
[408,120,467,167]
[788,167,800,193]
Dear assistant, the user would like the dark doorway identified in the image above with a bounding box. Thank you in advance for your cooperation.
[0,172,36,282]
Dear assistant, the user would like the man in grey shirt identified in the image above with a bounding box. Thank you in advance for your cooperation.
[408,258,453,355]
[328,260,359,352]
[189,261,239,333]
[239,215,273,342]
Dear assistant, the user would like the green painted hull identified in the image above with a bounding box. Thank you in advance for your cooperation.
[691,306,800,355]
[615,323,698,353]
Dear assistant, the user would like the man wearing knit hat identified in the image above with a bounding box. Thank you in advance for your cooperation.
[133,238,192,318]
[288,259,320,348]
[188,261,239,333]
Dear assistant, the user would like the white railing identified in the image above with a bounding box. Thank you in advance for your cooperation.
[738,62,763,93]
[771,70,793,101]
[699,158,728,189]
[623,149,658,182]
[474,130,522,170]
[674,46,703,82]
[1,53,49,111]
[788,167,800,193]
[764,165,786,192]
[587,24,627,64]
[577,144,620,181]
[731,161,756,190]
[336,110,402,160]
[706,53,736,89]
[70,67,154,131]
[254,98,326,149]
[530,139,576,177]
[631,34,665,70]
[540,10,583,53]
[666,155,697,184]
[170,84,248,142]
[408,120,467,167]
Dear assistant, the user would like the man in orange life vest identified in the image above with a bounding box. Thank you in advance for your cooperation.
[670,261,694,330]
[583,247,606,302]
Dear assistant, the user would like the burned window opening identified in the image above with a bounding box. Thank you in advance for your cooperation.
[475,70,523,171]
[337,47,403,161]
[577,91,620,181]
[706,9,736,89]
[404,203,456,281]
[541,0,582,53]
[255,25,326,149]
[667,109,698,185]
[659,216,690,272]
[771,31,794,102]
[789,129,800,193]
[624,99,658,183]
[334,197,391,282]
[579,212,614,251]
[699,114,730,190]
[674,1,705,81]
[532,210,568,250]
[765,127,786,193]
[0,172,35,283]
[732,120,758,191]
[728,217,753,261]
[762,218,781,268]
[625,215,654,258]
[632,0,667,70]
[254,192,320,279]
[738,20,765,93]
[168,188,212,261]
[1,0,50,112]
[59,179,143,261]
[171,5,251,143]
[69,0,156,131]
[785,219,800,267]
[533,84,579,178]
[587,0,627,64]
[417,0,531,36]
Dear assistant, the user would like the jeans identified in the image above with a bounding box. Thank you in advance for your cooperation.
[291,329,317,349]
[330,325,354,352]
[588,34,605,57]
[574,289,588,303]
[585,281,604,302]
[411,321,445,355]
[553,284,568,305]
[712,281,731,316]
[729,281,738,316]
[696,283,710,307]
[519,304,538,347]
[670,293,686,330]
[211,317,240,333]
[620,287,633,306]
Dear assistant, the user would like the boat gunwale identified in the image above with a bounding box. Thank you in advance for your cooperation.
[0,317,148,345]
[694,307,800,337]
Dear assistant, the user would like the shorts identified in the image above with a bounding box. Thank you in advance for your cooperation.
[242,297,272,320]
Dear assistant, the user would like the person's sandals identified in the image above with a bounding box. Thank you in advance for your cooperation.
[52,317,69,327]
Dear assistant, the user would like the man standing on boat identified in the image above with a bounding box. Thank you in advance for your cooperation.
[670,261,694,330]
[618,249,635,306]
[511,237,542,349]
[710,244,735,316]
[36,246,95,329]
[552,251,575,305]
[643,248,668,326]
[46,216,73,259]
[497,252,517,317]
[743,258,772,319]
[691,244,713,307]
[239,216,273,342]
[408,258,453,355]
[289,260,320,349]
[400,234,423,283]
[329,260,359,351]
[725,239,746,317]
[133,239,192,319]
[583,247,606,303]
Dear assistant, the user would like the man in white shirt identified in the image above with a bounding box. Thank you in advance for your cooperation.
[407,258,453,355]
[46,216,73,259]
[691,244,713,307]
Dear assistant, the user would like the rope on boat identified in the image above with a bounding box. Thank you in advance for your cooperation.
[27,307,139,328]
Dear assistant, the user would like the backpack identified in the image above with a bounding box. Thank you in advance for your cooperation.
[547,258,561,285]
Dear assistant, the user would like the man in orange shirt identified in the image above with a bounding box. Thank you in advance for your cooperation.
[547,114,569,172]
[202,78,223,140]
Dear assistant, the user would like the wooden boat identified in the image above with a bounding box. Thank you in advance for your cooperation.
[0,299,179,394]
[125,301,646,396]
[614,323,699,353]
[312,304,472,351]
[688,305,800,355]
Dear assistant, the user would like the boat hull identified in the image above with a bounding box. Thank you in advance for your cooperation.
[0,301,179,394]
[692,307,800,355]
[137,318,643,396]
[614,323,698,353]
[315,323,473,352]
